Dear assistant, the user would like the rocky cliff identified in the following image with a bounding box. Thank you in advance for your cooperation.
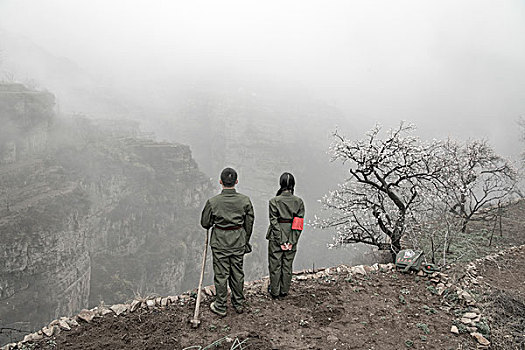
[0,83,54,164]
[0,84,214,345]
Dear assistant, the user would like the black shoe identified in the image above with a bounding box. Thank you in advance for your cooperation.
[268,285,279,299]
[279,293,288,299]
[210,301,227,317]
[234,306,244,314]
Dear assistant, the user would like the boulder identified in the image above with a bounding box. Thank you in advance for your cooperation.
[458,290,475,302]
[436,283,446,295]
[98,308,113,316]
[58,320,71,331]
[146,299,155,308]
[352,265,367,275]
[460,318,472,325]
[471,332,490,346]
[450,325,459,334]
[42,325,57,337]
[180,295,190,302]
[110,304,128,316]
[379,263,392,271]
[66,318,79,327]
[463,312,478,319]
[161,297,169,307]
[168,295,179,303]
[23,332,43,342]
[363,265,375,273]
[77,309,95,323]
[130,300,142,312]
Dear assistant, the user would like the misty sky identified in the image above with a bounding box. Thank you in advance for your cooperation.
[1,0,525,157]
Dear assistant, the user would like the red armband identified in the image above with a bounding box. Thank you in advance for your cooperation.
[292,217,304,230]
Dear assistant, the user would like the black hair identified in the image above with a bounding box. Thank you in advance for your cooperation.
[220,167,238,187]
[276,172,295,196]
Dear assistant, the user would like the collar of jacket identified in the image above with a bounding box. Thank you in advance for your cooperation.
[221,188,237,194]
[280,191,292,196]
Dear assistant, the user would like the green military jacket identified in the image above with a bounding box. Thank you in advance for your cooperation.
[266,191,305,245]
[201,188,254,250]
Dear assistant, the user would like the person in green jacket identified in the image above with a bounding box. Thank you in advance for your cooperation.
[201,167,254,316]
[266,172,305,299]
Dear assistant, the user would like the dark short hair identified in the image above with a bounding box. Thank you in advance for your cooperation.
[221,167,237,187]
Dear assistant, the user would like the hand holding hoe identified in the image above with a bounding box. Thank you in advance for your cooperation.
[190,228,209,328]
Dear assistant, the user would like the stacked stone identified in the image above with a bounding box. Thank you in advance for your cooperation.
[0,291,205,350]
[409,257,489,347]
[447,245,525,347]
[5,245,523,350]
[1,261,398,349]
[293,262,395,282]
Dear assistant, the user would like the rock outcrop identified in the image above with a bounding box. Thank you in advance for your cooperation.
[0,84,214,346]
[0,83,54,164]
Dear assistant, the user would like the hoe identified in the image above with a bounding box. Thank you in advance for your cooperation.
[190,229,209,328]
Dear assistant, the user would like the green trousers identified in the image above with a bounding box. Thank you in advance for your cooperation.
[268,240,297,296]
[212,247,245,312]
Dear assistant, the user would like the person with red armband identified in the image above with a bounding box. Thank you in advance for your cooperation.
[266,172,305,299]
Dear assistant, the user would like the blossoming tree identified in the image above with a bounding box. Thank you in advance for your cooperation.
[317,122,519,263]
[315,123,444,260]
[440,139,517,233]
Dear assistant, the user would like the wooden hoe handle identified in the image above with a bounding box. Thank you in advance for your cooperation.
[191,228,209,327]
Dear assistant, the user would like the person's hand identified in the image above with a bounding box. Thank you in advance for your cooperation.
[280,243,293,251]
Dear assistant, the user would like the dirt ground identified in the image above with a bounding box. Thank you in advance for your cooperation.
[472,246,525,350]
[29,268,475,350]
[23,200,525,350]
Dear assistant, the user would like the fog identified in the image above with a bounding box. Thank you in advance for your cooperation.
[1,0,524,158]
[1,0,524,271]
[2,1,525,342]
[2,0,525,276]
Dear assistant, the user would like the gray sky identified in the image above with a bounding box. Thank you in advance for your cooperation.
[1,0,524,157]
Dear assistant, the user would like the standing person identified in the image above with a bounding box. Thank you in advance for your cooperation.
[200,167,254,316]
[266,172,305,299]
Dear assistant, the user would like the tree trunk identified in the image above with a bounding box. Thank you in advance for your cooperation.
[389,233,402,262]
[460,220,467,233]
